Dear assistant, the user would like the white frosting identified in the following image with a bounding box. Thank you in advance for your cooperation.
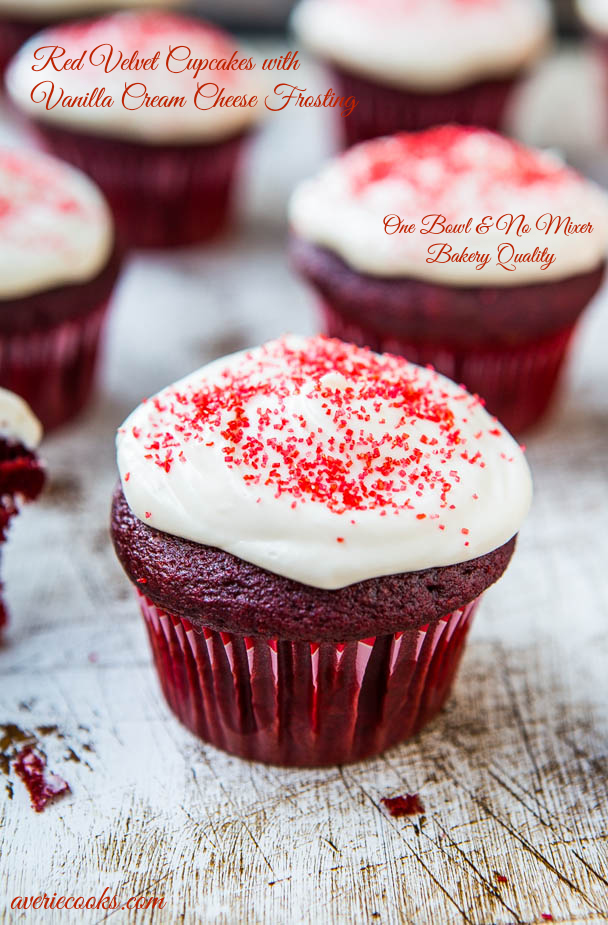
[116,335,532,590]
[0,388,42,449]
[6,12,263,144]
[0,146,113,299]
[577,0,608,34]
[292,0,552,91]
[0,0,182,22]
[289,127,608,287]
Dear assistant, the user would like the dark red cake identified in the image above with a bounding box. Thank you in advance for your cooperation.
[0,430,45,630]
[111,336,532,766]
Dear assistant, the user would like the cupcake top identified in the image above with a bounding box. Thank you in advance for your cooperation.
[576,0,608,34]
[116,335,532,590]
[0,0,181,21]
[0,147,113,300]
[7,12,262,144]
[0,388,42,449]
[292,0,552,91]
[289,126,608,287]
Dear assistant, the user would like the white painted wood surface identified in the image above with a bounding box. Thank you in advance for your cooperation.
[1,43,608,925]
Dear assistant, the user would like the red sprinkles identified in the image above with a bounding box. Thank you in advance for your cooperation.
[127,337,506,533]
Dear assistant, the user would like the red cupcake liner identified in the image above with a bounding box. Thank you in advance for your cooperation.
[138,590,479,767]
[321,300,575,434]
[30,122,248,250]
[0,300,109,431]
[331,66,518,146]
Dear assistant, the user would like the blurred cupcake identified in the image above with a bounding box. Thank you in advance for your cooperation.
[292,0,552,145]
[0,388,45,630]
[0,146,118,430]
[6,12,263,249]
[0,0,181,75]
[289,126,608,433]
[111,335,532,767]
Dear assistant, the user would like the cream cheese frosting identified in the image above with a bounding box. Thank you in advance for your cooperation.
[0,146,113,300]
[6,12,263,144]
[0,388,42,449]
[292,0,552,91]
[0,0,182,22]
[577,0,608,34]
[116,335,532,590]
[289,126,608,287]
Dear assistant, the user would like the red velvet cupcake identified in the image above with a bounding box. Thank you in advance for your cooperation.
[6,12,263,250]
[292,0,553,145]
[0,388,45,630]
[111,335,532,767]
[289,127,608,433]
[0,146,119,430]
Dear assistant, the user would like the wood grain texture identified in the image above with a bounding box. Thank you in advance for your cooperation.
[1,42,608,925]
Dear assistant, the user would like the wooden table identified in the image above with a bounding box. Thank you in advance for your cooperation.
[1,43,607,925]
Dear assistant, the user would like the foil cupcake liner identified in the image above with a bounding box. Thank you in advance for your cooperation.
[32,123,248,250]
[331,66,518,146]
[321,302,576,434]
[138,590,479,767]
[0,301,109,431]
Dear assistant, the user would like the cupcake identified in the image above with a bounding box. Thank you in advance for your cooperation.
[111,335,532,767]
[6,12,263,249]
[292,0,552,145]
[0,0,181,75]
[289,126,608,434]
[0,146,118,430]
[0,388,45,630]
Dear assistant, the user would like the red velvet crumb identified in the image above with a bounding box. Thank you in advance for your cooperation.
[381,793,425,817]
[13,746,70,813]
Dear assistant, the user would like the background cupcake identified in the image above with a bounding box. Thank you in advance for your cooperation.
[292,0,553,145]
[0,146,118,430]
[6,12,264,249]
[111,335,532,767]
[289,126,608,433]
[0,0,182,75]
[0,387,45,630]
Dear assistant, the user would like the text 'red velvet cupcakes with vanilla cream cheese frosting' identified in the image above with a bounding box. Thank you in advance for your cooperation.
[6,12,263,249]
[290,126,608,434]
[292,0,552,145]
[111,335,532,767]
[0,146,119,430]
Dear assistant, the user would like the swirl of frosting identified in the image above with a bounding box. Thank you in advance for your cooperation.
[292,0,552,91]
[116,335,532,590]
[289,126,608,287]
[6,12,263,144]
[0,388,42,449]
[0,146,113,299]
[576,0,608,34]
